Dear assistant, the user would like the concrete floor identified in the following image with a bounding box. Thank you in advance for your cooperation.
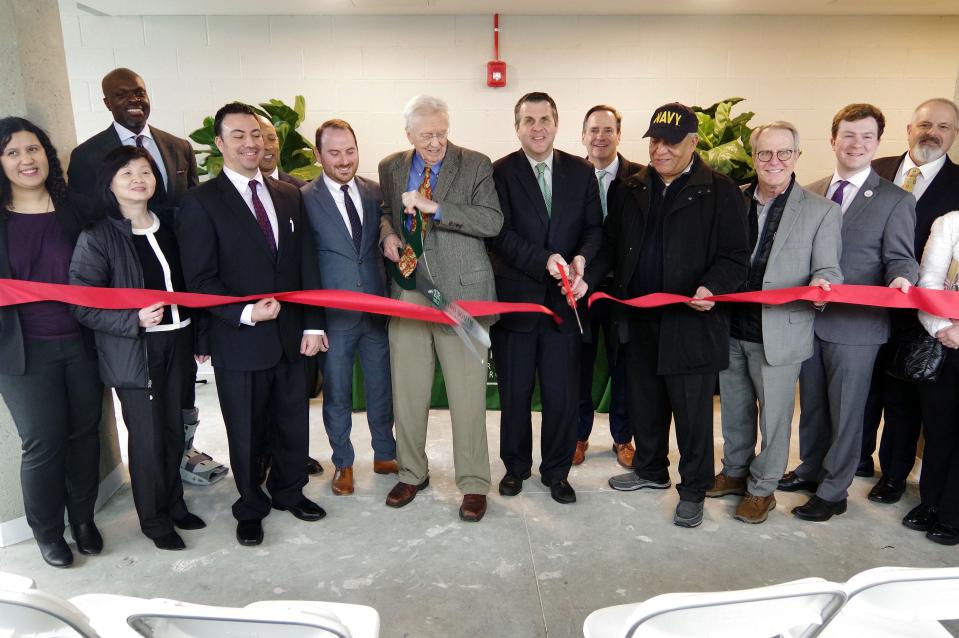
[0,374,957,638]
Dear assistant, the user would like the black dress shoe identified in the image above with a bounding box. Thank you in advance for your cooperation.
[70,522,103,555]
[173,512,207,530]
[855,458,875,478]
[236,520,264,546]
[777,471,818,493]
[306,456,324,475]
[926,522,959,546]
[498,471,531,497]
[544,478,576,504]
[273,497,326,522]
[792,495,847,521]
[153,531,186,551]
[38,538,73,568]
[903,504,938,531]
[868,476,906,504]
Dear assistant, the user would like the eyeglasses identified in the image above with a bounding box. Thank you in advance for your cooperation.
[417,131,448,143]
[755,149,798,162]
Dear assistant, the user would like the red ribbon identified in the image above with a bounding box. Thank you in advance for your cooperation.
[2,280,959,322]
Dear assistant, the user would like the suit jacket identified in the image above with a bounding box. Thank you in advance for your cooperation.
[278,171,307,189]
[302,175,387,331]
[806,169,919,345]
[490,149,603,333]
[176,173,323,371]
[747,182,843,366]
[378,142,503,326]
[586,154,750,374]
[873,154,959,260]
[68,124,198,217]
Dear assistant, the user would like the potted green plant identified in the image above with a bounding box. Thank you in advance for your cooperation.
[692,97,756,184]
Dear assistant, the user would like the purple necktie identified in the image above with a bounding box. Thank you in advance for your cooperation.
[248,180,277,258]
[135,135,145,148]
[831,180,849,205]
[341,184,363,254]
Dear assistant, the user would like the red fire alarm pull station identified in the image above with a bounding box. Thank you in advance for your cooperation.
[487,14,506,88]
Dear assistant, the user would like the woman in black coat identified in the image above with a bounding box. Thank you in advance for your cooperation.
[70,145,207,550]
[0,117,104,568]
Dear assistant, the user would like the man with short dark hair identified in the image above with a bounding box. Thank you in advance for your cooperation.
[301,119,397,497]
[781,103,918,522]
[574,104,643,469]
[257,115,307,189]
[490,92,603,506]
[588,102,749,528]
[177,102,328,546]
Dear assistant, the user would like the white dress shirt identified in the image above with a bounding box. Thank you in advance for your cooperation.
[114,122,169,191]
[322,173,364,238]
[826,166,871,214]
[895,153,947,202]
[526,152,554,180]
[595,155,620,197]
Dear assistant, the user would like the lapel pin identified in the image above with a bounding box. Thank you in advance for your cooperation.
[864,190,874,198]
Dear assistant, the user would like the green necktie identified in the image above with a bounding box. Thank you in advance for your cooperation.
[536,162,552,216]
[597,169,608,218]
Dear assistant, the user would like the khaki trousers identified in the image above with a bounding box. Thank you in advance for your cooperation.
[389,290,491,494]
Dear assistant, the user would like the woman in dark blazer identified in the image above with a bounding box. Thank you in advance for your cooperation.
[0,117,104,568]
[70,146,207,550]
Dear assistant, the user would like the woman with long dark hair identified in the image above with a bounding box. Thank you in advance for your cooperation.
[0,116,104,567]
[70,145,207,550]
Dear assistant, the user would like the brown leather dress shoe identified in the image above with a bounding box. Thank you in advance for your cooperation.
[385,477,429,508]
[613,442,635,468]
[734,493,776,524]
[572,440,588,465]
[373,459,399,475]
[459,494,487,522]
[332,466,354,495]
[706,473,747,498]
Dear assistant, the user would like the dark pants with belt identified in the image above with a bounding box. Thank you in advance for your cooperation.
[626,317,716,503]
[0,337,102,543]
[214,356,309,522]
[492,315,581,485]
[918,349,959,527]
[577,300,630,444]
[115,328,191,539]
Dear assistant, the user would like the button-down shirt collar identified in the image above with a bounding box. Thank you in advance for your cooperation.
[828,166,871,213]
[898,152,946,200]
[526,152,554,175]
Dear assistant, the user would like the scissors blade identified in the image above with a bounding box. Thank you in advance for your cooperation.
[559,267,584,335]
[414,270,489,363]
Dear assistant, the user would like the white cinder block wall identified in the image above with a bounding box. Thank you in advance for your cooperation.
[59,5,959,183]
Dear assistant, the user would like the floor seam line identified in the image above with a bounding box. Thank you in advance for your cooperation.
[521,495,550,637]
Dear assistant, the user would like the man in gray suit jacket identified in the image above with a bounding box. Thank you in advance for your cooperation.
[301,119,397,497]
[710,122,842,524]
[378,95,504,522]
[780,104,918,521]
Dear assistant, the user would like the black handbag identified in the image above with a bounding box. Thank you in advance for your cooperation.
[885,323,945,384]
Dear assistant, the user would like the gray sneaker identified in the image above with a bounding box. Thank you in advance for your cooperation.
[674,500,704,528]
[608,472,671,491]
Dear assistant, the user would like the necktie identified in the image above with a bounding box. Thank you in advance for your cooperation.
[902,167,921,193]
[248,180,277,258]
[341,184,363,254]
[831,180,849,206]
[134,134,145,148]
[597,170,608,218]
[536,162,552,216]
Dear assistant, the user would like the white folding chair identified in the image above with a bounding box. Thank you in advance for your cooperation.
[583,577,846,638]
[70,592,379,638]
[248,600,380,638]
[0,571,100,638]
[819,566,959,638]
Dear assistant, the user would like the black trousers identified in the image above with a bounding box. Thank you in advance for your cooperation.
[492,316,581,484]
[918,349,959,527]
[577,300,630,444]
[115,329,191,539]
[214,356,309,522]
[626,318,716,503]
[0,337,102,542]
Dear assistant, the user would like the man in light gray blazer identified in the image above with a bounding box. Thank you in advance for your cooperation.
[301,119,397,497]
[780,104,918,521]
[378,95,504,522]
[710,122,842,524]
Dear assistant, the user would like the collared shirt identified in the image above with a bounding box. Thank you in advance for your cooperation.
[895,153,947,201]
[595,155,620,199]
[660,158,694,191]
[407,153,444,219]
[827,166,871,214]
[268,168,280,180]
[114,122,169,191]
[322,173,364,238]
[525,151,554,178]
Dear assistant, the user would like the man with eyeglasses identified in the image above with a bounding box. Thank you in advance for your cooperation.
[378,95,503,523]
[860,98,959,506]
[708,122,842,524]
[780,103,918,522]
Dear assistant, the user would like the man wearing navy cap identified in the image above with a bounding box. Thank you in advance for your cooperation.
[586,102,749,528]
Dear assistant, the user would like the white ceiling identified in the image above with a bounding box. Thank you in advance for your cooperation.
[74,0,959,16]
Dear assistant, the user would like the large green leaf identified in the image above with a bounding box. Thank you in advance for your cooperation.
[259,99,299,129]
[293,95,306,126]
[289,164,322,181]
[696,112,717,148]
[189,116,217,146]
